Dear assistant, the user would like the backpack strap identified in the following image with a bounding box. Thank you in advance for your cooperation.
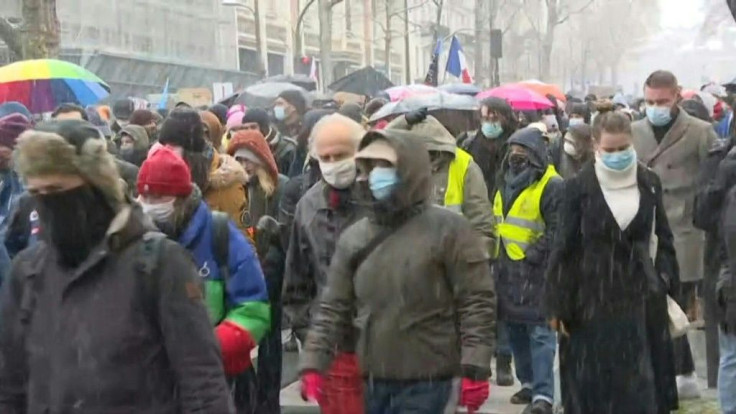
[211,212,231,284]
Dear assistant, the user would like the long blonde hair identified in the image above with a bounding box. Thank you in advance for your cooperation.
[255,166,277,197]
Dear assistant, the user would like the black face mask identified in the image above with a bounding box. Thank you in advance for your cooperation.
[508,153,529,175]
[34,184,116,268]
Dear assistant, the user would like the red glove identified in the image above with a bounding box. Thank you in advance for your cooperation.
[215,320,255,376]
[460,378,490,413]
[300,371,323,404]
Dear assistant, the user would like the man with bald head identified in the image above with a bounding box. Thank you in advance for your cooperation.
[283,114,368,413]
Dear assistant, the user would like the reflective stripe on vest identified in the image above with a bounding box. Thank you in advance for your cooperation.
[443,148,473,213]
[493,165,559,260]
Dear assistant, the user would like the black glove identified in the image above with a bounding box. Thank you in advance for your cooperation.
[405,107,428,126]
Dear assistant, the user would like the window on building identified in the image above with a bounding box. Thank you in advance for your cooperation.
[268,53,285,76]
[239,48,259,73]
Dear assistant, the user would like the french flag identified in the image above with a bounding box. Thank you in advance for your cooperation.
[446,35,473,84]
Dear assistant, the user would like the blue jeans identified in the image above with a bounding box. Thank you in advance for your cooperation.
[364,378,454,414]
[497,320,512,356]
[720,328,736,414]
[507,322,556,403]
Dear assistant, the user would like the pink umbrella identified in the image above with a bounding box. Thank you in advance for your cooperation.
[477,85,554,111]
[385,84,437,102]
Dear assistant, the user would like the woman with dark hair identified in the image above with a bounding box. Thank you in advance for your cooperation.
[547,104,679,413]
[550,123,594,179]
[459,97,518,200]
[568,103,591,126]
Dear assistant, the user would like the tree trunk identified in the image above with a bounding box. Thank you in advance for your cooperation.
[293,0,317,58]
[20,0,60,59]
[384,0,392,79]
[254,0,267,76]
[403,0,411,84]
[474,0,484,85]
[318,0,335,86]
[0,18,23,60]
[433,0,443,43]
[540,0,558,82]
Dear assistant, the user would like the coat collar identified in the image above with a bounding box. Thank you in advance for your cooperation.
[642,107,692,165]
[179,201,210,248]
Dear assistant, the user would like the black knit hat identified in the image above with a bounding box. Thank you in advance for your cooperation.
[208,104,229,126]
[158,108,206,152]
[242,108,270,131]
[277,90,307,115]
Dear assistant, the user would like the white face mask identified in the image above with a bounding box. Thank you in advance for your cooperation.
[140,198,176,222]
[319,158,357,189]
[563,141,578,157]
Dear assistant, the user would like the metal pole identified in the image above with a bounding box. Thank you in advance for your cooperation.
[404,0,411,84]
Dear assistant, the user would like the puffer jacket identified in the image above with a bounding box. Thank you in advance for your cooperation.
[495,127,563,324]
[0,205,233,413]
[205,151,248,233]
[178,199,270,340]
[299,129,496,381]
[387,115,495,252]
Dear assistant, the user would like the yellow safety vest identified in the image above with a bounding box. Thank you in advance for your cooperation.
[443,148,472,214]
[493,165,559,260]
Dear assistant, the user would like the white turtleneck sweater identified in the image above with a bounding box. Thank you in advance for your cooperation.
[594,154,640,231]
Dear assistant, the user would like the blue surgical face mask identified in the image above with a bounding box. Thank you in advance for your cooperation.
[481,121,503,139]
[369,167,399,200]
[600,146,636,171]
[568,118,585,127]
[273,106,287,121]
[645,105,672,126]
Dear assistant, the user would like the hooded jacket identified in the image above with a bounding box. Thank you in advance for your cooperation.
[299,130,496,381]
[0,205,234,413]
[496,127,563,323]
[387,115,495,252]
[119,124,150,167]
[204,151,248,233]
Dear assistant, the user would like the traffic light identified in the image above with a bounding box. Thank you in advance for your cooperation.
[295,56,312,75]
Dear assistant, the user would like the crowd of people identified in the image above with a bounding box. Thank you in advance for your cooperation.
[0,68,734,414]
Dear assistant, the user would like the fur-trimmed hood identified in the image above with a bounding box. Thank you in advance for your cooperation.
[208,151,247,190]
[14,127,124,208]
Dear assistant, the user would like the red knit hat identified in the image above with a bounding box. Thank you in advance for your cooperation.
[227,129,279,182]
[137,146,193,196]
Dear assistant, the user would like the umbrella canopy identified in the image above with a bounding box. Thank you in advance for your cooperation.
[384,84,437,102]
[517,81,566,102]
[260,74,317,91]
[328,66,394,97]
[0,58,111,114]
[438,83,480,96]
[236,82,307,108]
[369,91,477,121]
[477,85,554,111]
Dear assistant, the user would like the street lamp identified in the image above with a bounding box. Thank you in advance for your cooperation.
[222,0,267,75]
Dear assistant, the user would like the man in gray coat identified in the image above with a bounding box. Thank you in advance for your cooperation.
[0,120,233,413]
[299,129,496,413]
[632,70,718,398]
[282,113,369,414]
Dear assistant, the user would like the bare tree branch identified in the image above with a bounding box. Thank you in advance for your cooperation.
[0,17,22,59]
[502,6,522,34]
[329,0,344,9]
[557,0,594,25]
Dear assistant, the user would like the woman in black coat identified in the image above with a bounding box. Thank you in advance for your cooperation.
[546,108,679,414]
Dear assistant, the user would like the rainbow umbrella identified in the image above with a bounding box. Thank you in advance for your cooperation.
[0,59,110,114]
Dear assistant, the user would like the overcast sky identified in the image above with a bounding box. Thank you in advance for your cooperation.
[659,0,706,29]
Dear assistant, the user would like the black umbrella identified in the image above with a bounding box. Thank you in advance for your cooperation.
[328,66,394,97]
[260,74,317,91]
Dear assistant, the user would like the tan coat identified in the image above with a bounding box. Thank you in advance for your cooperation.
[632,109,718,282]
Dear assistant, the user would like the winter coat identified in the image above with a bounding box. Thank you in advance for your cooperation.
[495,128,563,324]
[270,133,297,175]
[720,185,736,333]
[632,109,718,282]
[114,158,140,198]
[3,192,35,259]
[178,200,270,340]
[299,130,496,381]
[387,116,495,251]
[282,179,370,343]
[118,124,150,167]
[205,151,248,231]
[459,130,510,200]
[278,166,321,250]
[546,161,678,413]
[0,206,234,413]
[0,170,23,235]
